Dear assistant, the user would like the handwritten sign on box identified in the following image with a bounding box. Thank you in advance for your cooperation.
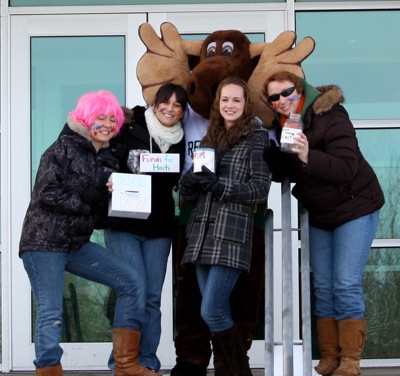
[139,153,180,173]
[108,173,151,219]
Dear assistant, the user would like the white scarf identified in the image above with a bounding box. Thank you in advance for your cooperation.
[145,107,184,153]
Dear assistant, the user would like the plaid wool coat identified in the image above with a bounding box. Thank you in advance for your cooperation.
[181,129,272,273]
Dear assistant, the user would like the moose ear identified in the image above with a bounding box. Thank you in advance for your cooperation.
[249,42,267,59]
[182,38,203,57]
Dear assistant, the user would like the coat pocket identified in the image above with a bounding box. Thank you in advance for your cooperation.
[213,208,248,245]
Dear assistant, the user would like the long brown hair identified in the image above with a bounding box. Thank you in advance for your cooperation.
[201,76,256,152]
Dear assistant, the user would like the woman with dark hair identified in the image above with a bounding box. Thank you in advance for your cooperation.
[19,90,157,376]
[264,71,384,376]
[179,76,272,376]
[104,83,187,373]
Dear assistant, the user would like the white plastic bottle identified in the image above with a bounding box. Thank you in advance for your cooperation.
[280,113,303,153]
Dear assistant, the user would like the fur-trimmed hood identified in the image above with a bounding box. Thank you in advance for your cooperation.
[312,85,344,115]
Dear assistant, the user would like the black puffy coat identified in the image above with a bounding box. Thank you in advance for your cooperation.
[104,105,185,238]
[19,118,118,256]
[273,82,384,230]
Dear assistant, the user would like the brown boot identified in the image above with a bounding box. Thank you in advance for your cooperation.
[332,318,366,376]
[36,364,63,376]
[314,318,340,375]
[113,327,161,376]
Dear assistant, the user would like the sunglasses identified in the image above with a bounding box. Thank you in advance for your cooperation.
[268,86,296,102]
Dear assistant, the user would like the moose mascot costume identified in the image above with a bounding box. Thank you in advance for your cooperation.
[135,22,315,376]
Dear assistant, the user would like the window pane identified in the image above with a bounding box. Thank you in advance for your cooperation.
[356,129,400,239]
[296,11,400,120]
[11,0,283,5]
[31,36,125,342]
[364,248,400,358]
[31,36,125,181]
[297,0,371,2]
[311,248,400,360]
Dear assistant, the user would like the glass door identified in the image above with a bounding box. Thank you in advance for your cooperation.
[9,12,148,370]
[9,8,292,372]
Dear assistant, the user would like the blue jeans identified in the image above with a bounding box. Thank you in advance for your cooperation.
[105,230,171,372]
[309,210,380,321]
[22,242,144,369]
[196,264,241,333]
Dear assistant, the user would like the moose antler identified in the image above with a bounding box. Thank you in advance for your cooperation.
[137,22,202,105]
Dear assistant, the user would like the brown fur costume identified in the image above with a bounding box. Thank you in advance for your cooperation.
[136,22,315,375]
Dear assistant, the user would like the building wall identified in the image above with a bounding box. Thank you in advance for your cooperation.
[1,0,400,371]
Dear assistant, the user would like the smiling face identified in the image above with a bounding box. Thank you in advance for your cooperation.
[219,83,245,129]
[153,93,184,127]
[267,79,301,117]
[89,114,117,151]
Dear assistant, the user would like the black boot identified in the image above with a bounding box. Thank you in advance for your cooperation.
[212,326,252,376]
[170,362,208,376]
[212,334,232,376]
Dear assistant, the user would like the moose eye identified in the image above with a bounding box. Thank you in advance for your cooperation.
[206,42,217,57]
[222,42,234,56]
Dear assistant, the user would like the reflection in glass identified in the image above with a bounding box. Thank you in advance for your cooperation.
[364,248,400,358]
[356,129,400,239]
[296,11,400,120]
[30,36,125,343]
[312,248,400,360]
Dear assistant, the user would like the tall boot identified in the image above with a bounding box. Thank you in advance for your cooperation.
[211,333,232,376]
[212,325,253,376]
[36,364,63,376]
[332,318,366,376]
[314,318,340,375]
[113,327,161,376]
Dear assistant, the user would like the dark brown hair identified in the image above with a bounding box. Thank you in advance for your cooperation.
[201,76,256,152]
[263,71,304,102]
[154,83,188,112]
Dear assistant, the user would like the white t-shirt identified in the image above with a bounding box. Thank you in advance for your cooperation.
[182,105,209,174]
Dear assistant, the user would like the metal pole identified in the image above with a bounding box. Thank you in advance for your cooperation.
[282,178,293,376]
[265,209,274,376]
[300,208,312,376]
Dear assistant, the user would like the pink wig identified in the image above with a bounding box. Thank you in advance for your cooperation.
[69,90,125,133]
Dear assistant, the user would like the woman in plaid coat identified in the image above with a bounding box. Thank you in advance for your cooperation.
[179,76,271,376]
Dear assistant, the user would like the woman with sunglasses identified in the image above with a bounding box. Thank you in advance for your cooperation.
[263,71,384,376]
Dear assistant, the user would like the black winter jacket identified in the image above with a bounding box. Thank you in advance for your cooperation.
[19,118,118,256]
[104,105,185,238]
[272,82,384,230]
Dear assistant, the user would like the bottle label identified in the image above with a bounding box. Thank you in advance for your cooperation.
[280,127,302,145]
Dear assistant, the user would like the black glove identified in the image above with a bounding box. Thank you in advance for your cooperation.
[197,165,219,192]
[81,184,108,207]
[179,165,201,190]
[180,165,222,196]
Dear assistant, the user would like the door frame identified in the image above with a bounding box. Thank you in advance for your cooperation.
[7,12,147,371]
